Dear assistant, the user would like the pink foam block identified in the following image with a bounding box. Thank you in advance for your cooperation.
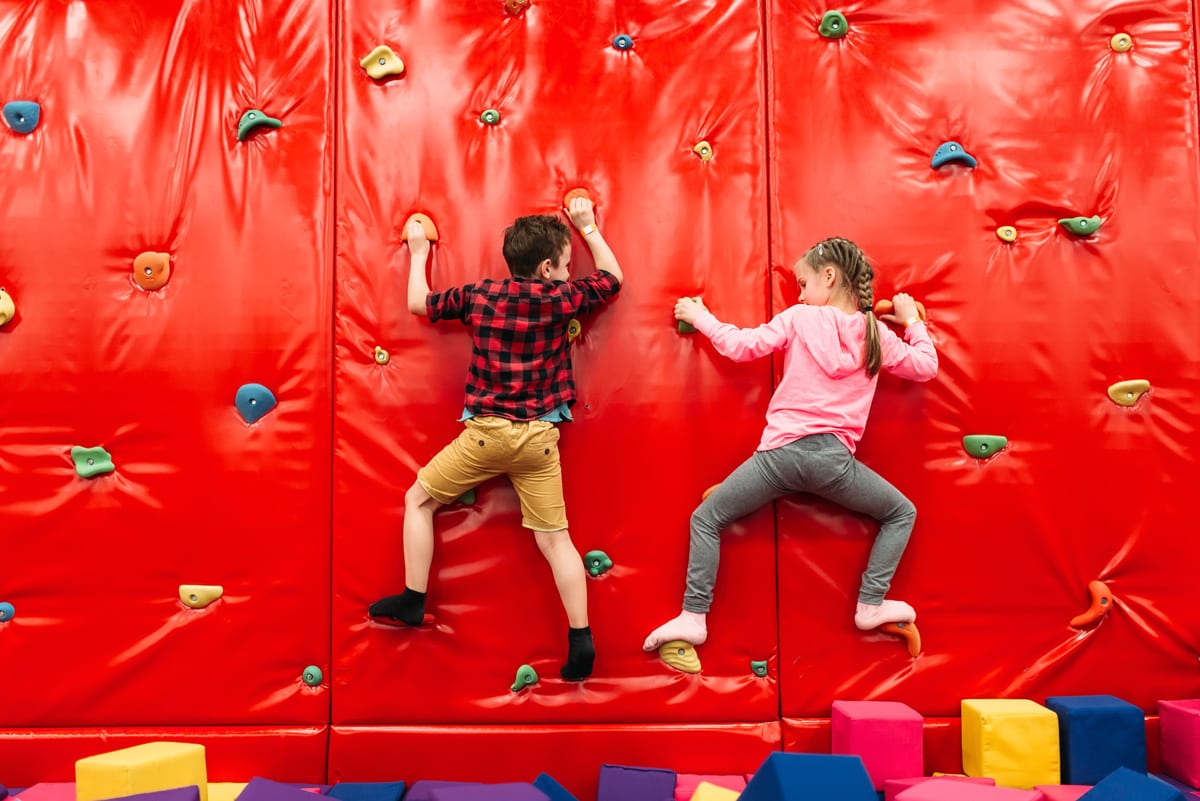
[832,701,924,791]
[1031,786,1091,800]
[14,785,77,801]
[885,776,995,801]
[895,782,1041,801]
[673,775,746,801]
[1160,700,1200,787]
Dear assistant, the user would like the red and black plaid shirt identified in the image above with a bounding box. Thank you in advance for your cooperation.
[427,270,620,421]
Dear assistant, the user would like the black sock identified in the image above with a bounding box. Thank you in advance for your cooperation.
[369,588,426,626]
[560,626,595,681]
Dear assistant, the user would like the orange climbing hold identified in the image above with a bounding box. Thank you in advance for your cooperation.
[402,213,439,242]
[1069,579,1113,628]
[701,484,719,502]
[563,187,593,208]
[881,621,922,657]
[133,252,171,291]
[873,298,927,322]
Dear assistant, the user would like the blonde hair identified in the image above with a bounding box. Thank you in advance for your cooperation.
[803,237,881,377]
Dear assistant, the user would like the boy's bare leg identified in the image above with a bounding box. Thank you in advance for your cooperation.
[534,528,594,680]
[369,481,441,625]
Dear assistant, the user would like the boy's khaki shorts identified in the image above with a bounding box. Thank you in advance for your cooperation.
[417,416,568,532]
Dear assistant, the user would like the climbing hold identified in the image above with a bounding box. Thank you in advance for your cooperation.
[692,140,713,162]
[505,0,530,15]
[236,109,282,141]
[178,585,223,609]
[133,251,171,291]
[402,212,439,242]
[0,287,15,326]
[373,346,390,365]
[659,640,702,674]
[996,226,1018,243]
[873,299,927,321]
[818,11,848,39]
[563,187,592,208]
[701,484,719,502]
[235,383,277,424]
[0,602,14,622]
[1070,580,1113,628]
[1058,216,1102,236]
[1107,379,1150,407]
[612,34,634,51]
[480,108,501,125]
[678,320,696,334]
[1110,33,1132,53]
[511,664,538,692]
[567,318,582,341]
[302,665,323,687]
[3,101,40,134]
[456,488,476,505]
[931,141,977,169]
[962,435,1007,459]
[750,660,768,677]
[880,621,922,657]
[71,446,115,478]
[360,45,405,80]
[583,550,612,577]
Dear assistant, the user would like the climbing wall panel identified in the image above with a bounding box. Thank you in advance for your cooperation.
[0,0,334,726]
[770,0,1200,716]
[333,0,777,724]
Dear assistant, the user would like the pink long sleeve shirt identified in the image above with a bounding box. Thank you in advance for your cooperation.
[693,304,938,454]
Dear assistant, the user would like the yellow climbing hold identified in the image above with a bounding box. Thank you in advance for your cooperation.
[361,45,405,80]
[996,226,1017,243]
[1110,33,1132,53]
[178,585,223,609]
[567,319,582,341]
[1107,379,1150,407]
[659,640,701,674]
[693,140,713,162]
[0,287,14,326]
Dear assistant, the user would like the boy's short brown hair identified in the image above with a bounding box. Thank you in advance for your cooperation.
[503,214,571,278]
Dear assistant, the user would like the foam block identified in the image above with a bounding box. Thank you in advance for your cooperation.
[962,699,1061,789]
[1032,786,1091,800]
[885,776,995,800]
[407,784,478,801]
[105,789,201,801]
[740,753,876,801]
[328,783,406,801]
[894,782,1040,800]
[674,775,746,801]
[832,700,924,790]
[596,765,675,801]
[532,775,577,801]
[688,784,738,801]
[76,743,208,801]
[1076,767,1187,800]
[1045,695,1147,784]
[235,779,328,801]
[1153,774,1199,796]
[1160,699,1200,787]
[209,785,248,801]
[12,785,76,801]
[429,784,548,801]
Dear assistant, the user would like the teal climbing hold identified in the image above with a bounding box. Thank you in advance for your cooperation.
[819,11,848,39]
[583,550,613,577]
[931,141,977,169]
[235,383,277,424]
[237,109,282,141]
[962,435,1007,459]
[3,101,40,134]
[612,34,634,50]
[302,665,323,686]
[511,664,538,692]
[0,602,14,622]
[1058,216,1102,236]
[750,660,768,677]
[71,446,115,478]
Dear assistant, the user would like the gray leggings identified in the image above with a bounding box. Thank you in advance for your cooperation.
[683,433,916,613]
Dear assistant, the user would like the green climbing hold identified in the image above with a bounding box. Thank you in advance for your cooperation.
[457,488,476,505]
[302,665,323,686]
[962,435,1007,459]
[71,446,115,478]
[237,109,282,141]
[1058,216,1102,236]
[511,664,538,692]
[583,550,613,577]
[480,109,501,125]
[819,11,849,39]
[678,320,696,334]
[750,660,768,677]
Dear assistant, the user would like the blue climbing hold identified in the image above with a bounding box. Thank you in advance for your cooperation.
[235,383,277,424]
[3,101,41,134]
[612,34,634,51]
[931,141,977,169]
[0,602,14,622]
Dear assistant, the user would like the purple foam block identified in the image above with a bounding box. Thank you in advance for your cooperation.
[236,779,332,801]
[597,765,676,801]
[429,784,548,801]
[406,783,479,801]
[104,788,201,801]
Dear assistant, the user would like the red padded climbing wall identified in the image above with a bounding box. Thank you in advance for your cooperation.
[2,0,1200,798]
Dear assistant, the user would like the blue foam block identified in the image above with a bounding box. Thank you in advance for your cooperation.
[740,753,877,801]
[596,765,675,801]
[329,783,406,801]
[1046,695,1147,784]
[531,775,577,801]
[1078,767,1187,800]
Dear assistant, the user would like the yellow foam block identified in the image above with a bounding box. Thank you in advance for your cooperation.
[207,784,247,801]
[76,742,208,801]
[690,782,741,801]
[961,699,1060,789]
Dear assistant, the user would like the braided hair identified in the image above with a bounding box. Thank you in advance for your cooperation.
[803,237,882,377]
